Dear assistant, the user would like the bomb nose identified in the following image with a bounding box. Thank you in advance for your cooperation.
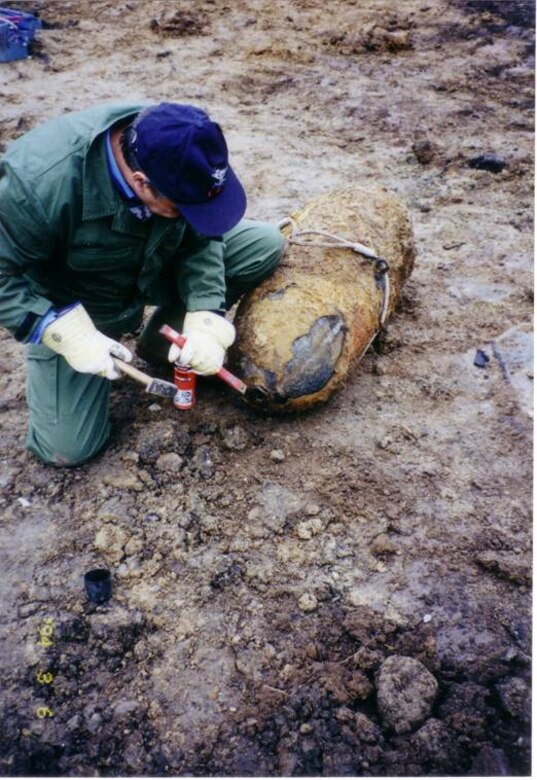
[244,384,272,408]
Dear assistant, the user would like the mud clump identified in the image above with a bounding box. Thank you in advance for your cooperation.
[496,676,531,721]
[324,17,415,56]
[468,152,507,173]
[149,11,208,37]
[411,718,458,769]
[376,655,439,734]
[460,0,535,28]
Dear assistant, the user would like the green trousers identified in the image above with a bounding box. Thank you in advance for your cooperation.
[26,220,284,466]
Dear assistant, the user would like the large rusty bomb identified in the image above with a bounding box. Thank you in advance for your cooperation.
[231,186,416,412]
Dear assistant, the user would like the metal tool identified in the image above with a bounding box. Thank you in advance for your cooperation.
[159,323,270,406]
[112,357,178,400]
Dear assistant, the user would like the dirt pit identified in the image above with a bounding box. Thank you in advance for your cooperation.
[0,0,533,776]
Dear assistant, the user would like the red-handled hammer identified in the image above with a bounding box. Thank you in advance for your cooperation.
[159,323,248,395]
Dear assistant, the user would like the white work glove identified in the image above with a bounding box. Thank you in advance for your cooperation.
[168,311,235,375]
[41,303,132,380]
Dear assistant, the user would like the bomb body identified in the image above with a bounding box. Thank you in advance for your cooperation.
[231,186,416,412]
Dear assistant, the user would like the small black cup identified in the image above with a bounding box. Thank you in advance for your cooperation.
[84,568,112,603]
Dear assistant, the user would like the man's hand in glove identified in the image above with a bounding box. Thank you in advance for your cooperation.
[167,311,235,375]
[41,302,132,379]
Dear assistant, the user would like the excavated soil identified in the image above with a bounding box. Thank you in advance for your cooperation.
[0,0,533,776]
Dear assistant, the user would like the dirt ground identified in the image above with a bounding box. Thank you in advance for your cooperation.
[0,0,533,776]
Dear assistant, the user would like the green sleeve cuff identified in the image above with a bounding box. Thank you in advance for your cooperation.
[184,294,227,312]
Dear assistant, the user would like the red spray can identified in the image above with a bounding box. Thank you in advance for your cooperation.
[173,367,196,409]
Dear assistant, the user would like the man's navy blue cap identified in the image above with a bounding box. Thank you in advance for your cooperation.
[130,103,246,236]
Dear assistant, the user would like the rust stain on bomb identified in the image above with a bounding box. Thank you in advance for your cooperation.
[231,185,416,412]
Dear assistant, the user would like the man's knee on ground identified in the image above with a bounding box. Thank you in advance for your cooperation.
[27,427,109,468]
[231,223,285,282]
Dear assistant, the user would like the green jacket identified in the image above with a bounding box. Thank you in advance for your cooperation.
[0,103,227,340]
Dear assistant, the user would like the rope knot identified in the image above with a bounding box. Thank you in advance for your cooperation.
[278,215,391,327]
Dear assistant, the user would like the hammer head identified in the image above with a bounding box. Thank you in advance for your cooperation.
[146,377,179,400]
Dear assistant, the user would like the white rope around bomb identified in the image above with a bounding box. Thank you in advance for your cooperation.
[278,216,391,327]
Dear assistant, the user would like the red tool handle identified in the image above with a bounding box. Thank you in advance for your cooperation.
[159,323,247,396]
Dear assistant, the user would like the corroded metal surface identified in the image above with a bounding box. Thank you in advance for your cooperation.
[232,186,416,412]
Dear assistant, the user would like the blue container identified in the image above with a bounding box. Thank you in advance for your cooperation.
[0,18,28,61]
[0,7,41,63]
